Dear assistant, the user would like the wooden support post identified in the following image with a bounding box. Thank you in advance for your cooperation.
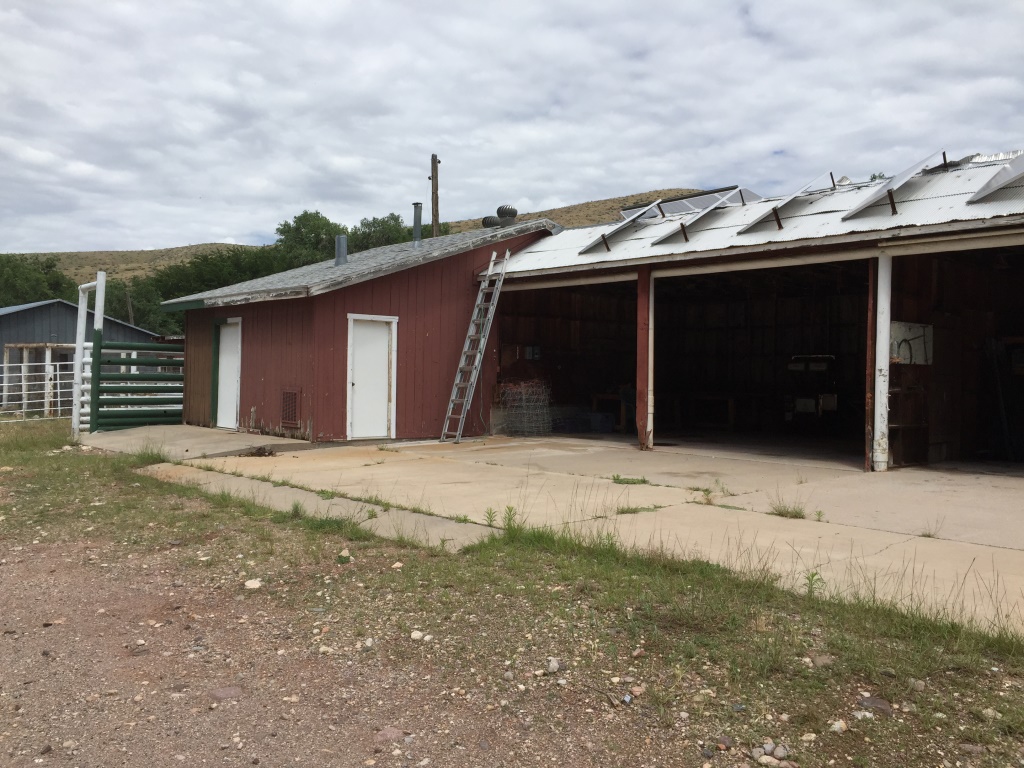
[430,153,440,238]
[636,265,654,450]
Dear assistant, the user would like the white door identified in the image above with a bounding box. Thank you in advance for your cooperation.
[216,320,242,429]
[348,317,395,439]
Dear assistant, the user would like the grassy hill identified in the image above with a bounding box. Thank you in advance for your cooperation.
[19,188,699,281]
[18,242,263,284]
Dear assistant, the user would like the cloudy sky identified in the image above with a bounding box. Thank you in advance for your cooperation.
[2,1,1022,253]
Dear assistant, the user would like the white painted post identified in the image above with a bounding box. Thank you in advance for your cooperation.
[646,270,655,448]
[20,353,29,419]
[94,272,106,332]
[2,347,9,409]
[872,255,893,471]
[44,347,53,417]
[72,274,102,439]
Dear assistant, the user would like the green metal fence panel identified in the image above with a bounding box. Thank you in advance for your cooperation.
[101,341,185,353]
[89,334,186,433]
[98,356,185,367]
[101,373,184,382]
[96,396,183,407]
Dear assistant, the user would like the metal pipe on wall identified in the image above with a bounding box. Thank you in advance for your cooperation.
[335,235,348,266]
[872,255,892,471]
[412,202,423,247]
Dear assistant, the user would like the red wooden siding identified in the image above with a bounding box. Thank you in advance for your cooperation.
[181,231,544,441]
[183,311,213,425]
[182,298,314,436]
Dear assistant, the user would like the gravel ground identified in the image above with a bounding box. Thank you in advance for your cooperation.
[1,538,690,768]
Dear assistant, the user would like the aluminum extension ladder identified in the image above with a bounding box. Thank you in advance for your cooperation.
[440,250,509,442]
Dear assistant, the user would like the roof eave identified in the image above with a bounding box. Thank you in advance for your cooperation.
[162,287,310,311]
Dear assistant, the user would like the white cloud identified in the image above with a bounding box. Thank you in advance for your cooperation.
[1,0,1022,252]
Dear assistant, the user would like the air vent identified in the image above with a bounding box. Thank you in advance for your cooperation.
[281,389,300,428]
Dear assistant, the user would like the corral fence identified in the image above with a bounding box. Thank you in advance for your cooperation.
[71,272,185,437]
[0,344,76,419]
[85,339,184,432]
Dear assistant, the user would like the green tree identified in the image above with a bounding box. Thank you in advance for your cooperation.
[275,210,347,260]
[348,213,408,253]
[0,255,76,307]
[348,213,450,253]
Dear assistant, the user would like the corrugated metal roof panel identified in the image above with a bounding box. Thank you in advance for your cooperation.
[506,158,1024,278]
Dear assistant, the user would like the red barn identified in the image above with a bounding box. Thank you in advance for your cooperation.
[163,220,557,441]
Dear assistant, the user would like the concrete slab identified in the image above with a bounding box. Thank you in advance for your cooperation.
[188,446,696,525]
[726,463,1024,550]
[82,425,313,461]
[141,463,490,550]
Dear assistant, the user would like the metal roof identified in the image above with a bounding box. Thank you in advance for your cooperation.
[0,300,59,317]
[0,299,156,335]
[163,219,561,310]
[504,151,1024,280]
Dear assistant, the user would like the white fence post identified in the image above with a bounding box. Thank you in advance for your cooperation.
[72,272,105,440]
[2,347,8,409]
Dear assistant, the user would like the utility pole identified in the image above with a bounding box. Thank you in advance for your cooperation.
[430,153,440,237]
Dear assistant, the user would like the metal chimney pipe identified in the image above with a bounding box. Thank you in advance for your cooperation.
[334,234,348,266]
[412,202,423,247]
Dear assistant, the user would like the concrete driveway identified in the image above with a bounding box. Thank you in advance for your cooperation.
[91,427,1024,631]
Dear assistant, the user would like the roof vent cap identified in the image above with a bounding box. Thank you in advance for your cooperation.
[482,204,518,228]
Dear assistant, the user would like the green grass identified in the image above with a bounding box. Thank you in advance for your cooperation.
[767,488,806,519]
[767,503,806,519]
[615,504,660,515]
[611,474,649,485]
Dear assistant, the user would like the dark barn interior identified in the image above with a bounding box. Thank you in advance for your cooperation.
[497,283,637,433]
[653,261,869,453]
[890,249,1024,465]
[496,250,1024,467]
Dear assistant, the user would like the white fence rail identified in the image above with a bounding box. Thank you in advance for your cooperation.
[1,360,77,419]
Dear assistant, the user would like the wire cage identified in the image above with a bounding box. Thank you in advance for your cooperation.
[499,379,552,436]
